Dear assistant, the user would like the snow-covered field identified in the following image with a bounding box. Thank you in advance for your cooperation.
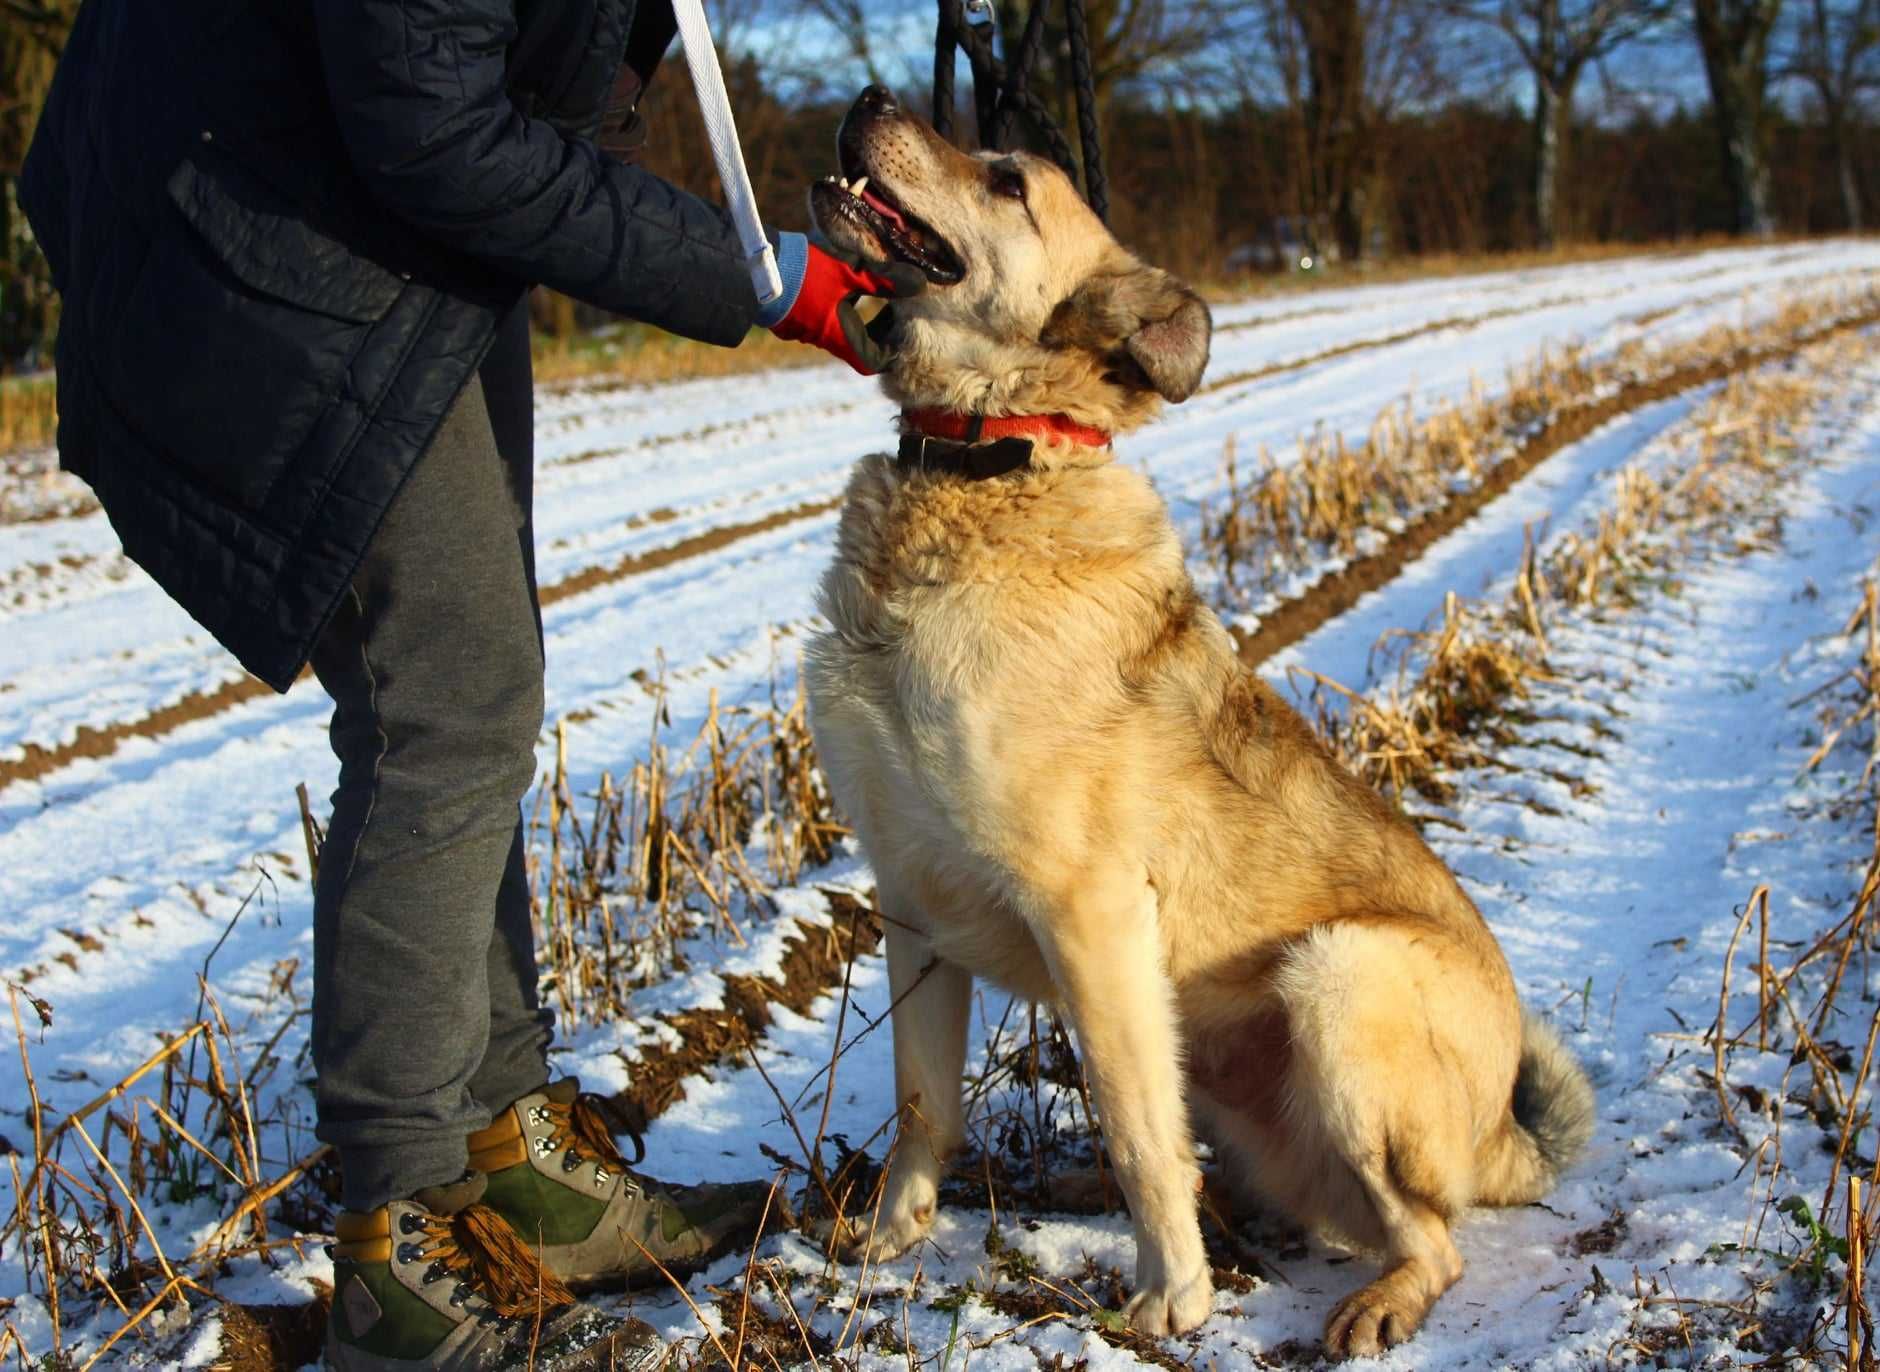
[5,240,1880,1368]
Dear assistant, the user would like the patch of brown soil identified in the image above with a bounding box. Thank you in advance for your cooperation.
[1232,306,1880,668]
[609,891,882,1124]
[0,674,276,790]
[211,1284,331,1372]
[977,1279,1196,1371]
[1566,1207,1628,1258]
[699,1287,838,1369]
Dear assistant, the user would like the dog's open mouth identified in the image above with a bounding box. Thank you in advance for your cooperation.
[815,159,964,286]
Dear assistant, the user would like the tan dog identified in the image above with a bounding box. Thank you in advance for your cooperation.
[802,86,1595,1358]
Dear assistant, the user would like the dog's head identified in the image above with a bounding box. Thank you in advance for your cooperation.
[809,86,1211,433]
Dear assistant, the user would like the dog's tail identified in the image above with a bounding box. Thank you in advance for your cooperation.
[1473,1010,1596,1206]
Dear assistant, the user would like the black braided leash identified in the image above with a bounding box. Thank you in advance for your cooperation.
[931,0,1109,223]
[1061,0,1107,221]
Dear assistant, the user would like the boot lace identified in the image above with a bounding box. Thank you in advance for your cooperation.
[396,1203,578,1320]
[532,1092,647,1179]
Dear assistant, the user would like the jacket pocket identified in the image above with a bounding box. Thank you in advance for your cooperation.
[108,148,408,513]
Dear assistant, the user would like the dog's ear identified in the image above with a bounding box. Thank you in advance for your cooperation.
[1042,265,1212,403]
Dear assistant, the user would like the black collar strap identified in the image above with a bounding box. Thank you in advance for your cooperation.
[896,431,1035,480]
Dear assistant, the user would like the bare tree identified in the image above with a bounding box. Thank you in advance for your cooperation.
[1692,0,1785,236]
[987,0,1234,150]
[1245,0,1445,263]
[1294,0,1368,259]
[1781,0,1879,228]
[1456,0,1668,246]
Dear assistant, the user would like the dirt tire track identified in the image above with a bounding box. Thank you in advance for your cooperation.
[610,890,882,1126]
[1,673,279,790]
[0,496,842,791]
[1231,306,1880,667]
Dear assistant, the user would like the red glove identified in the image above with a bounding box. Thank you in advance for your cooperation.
[769,241,926,375]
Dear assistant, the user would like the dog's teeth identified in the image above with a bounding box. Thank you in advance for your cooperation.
[851,176,870,198]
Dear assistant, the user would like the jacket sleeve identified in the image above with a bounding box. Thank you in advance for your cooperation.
[311,0,763,346]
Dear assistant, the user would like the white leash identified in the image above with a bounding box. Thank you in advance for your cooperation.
[668,0,784,307]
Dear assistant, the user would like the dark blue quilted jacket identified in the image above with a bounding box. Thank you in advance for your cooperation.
[21,0,766,690]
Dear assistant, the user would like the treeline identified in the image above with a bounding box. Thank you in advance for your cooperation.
[628,56,1878,288]
[3,0,1878,364]
[1091,97,1880,276]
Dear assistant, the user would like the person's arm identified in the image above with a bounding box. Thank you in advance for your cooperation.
[311,0,785,346]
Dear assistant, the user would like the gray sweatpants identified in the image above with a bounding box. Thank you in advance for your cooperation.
[308,301,555,1212]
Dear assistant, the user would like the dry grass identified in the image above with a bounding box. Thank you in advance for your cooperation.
[530,324,825,393]
[0,661,856,1367]
[1297,342,1839,809]
[0,374,55,457]
[527,670,843,1032]
[1200,279,1880,608]
[2,936,330,1370]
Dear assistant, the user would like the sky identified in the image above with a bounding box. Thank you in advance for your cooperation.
[704,0,1800,123]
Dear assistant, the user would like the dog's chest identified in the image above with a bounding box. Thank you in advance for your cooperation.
[809,620,1015,843]
[806,631,1059,1001]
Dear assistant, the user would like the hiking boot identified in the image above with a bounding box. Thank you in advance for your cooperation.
[469,1079,781,1290]
[323,1172,666,1371]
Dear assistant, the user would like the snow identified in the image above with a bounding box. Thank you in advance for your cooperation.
[4,239,1880,1366]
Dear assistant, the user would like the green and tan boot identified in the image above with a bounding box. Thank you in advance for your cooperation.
[324,1172,665,1371]
[469,1079,780,1290]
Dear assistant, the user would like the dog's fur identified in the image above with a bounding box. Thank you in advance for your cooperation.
[803,90,1596,1358]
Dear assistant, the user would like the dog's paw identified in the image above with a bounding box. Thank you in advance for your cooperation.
[1322,1278,1428,1360]
[813,1205,935,1264]
[1122,1265,1213,1337]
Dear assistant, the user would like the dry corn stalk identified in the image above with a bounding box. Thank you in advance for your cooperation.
[528,668,845,1030]
[1201,279,1880,608]
[1301,337,1845,808]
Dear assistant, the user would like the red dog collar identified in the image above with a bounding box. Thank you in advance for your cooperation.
[896,408,1112,480]
[901,408,1112,450]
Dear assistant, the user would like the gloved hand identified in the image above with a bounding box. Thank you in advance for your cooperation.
[760,236,927,375]
[596,66,650,163]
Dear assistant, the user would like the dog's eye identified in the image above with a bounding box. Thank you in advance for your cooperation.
[991,168,1027,202]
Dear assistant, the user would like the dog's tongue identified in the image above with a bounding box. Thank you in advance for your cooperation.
[861,188,908,232]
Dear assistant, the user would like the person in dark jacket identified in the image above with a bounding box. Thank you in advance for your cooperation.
[21,1,917,1366]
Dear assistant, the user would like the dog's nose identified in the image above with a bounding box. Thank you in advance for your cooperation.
[859,85,899,116]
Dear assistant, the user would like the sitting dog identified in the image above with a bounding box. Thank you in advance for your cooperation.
[802,85,1595,1358]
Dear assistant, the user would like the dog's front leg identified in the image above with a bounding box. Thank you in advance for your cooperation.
[841,910,972,1262]
[1032,875,1213,1336]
